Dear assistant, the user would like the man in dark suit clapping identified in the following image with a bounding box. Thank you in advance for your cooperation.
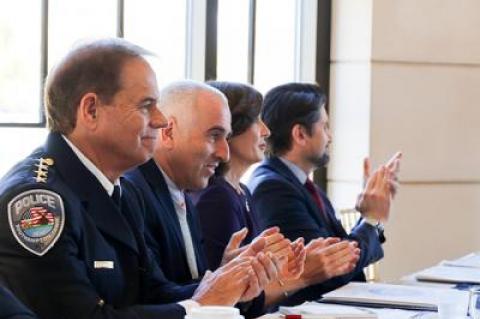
[248,83,402,303]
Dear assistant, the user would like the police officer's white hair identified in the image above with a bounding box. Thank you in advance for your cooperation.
[158,80,227,115]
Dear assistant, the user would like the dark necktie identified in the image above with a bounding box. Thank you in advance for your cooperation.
[112,185,122,208]
[304,179,329,223]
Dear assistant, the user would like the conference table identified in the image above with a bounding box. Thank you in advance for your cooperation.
[256,253,480,319]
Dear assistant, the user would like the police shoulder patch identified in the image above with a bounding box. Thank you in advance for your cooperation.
[7,189,65,256]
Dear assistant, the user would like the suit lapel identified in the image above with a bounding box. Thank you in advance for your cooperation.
[185,195,207,275]
[139,160,187,254]
[45,133,139,254]
[266,157,335,232]
[318,190,349,237]
[82,184,139,254]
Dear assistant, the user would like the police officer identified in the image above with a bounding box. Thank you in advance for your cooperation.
[0,39,261,319]
[0,286,37,319]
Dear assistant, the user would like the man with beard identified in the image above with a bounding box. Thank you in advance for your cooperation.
[248,83,402,303]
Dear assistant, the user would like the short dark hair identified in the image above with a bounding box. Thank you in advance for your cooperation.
[206,81,263,176]
[44,38,151,134]
[262,82,326,156]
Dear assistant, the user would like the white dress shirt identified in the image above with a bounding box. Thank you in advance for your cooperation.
[62,136,120,195]
[158,166,199,280]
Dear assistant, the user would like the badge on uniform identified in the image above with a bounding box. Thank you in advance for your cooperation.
[7,189,65,256]
[94,261,114,269]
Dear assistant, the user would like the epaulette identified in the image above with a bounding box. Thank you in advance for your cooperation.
[8,157,64,256]
[7,187,65,256]
[33,158,55,183]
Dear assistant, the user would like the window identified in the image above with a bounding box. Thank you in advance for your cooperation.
[124,0,187,86]
[217,0,249,82]
[254,0,296,93]
[0,0,42,124]
[216,0,322,182]
[216,0,317,93]
[0,127,48,177]
[0,0,196,175]
[48,0,117,68]
[0,0,329,182]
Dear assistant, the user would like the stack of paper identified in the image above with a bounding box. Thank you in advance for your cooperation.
[279,301,429,319]
[442,253,480,269]
[280,302,378,318]
[320,282,469,313]
[415,264,480,284]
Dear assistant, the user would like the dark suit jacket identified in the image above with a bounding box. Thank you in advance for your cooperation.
[248,157,384,303]
[0,133,195,319]
[124,160,208,284]
[0,286,37,319]
[125,161,266,318]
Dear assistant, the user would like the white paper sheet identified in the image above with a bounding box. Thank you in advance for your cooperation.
[279,301,433,319]
[280,302,377,318]
[416,264,480,284]
[321,282,469,313]
[442,253,480,269]
[369,308,431,319]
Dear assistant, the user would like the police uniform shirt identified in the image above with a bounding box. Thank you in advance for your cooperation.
[64,136,200,312]
[63,136,120,197]
[0,132,199,319]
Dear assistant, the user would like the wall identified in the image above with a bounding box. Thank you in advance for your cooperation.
[329,0,480,280]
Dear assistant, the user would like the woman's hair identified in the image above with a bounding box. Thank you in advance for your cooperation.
[206,81,263,176]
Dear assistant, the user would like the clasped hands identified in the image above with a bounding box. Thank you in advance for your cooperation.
[192,226,304,305]
[193,226,363,306]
